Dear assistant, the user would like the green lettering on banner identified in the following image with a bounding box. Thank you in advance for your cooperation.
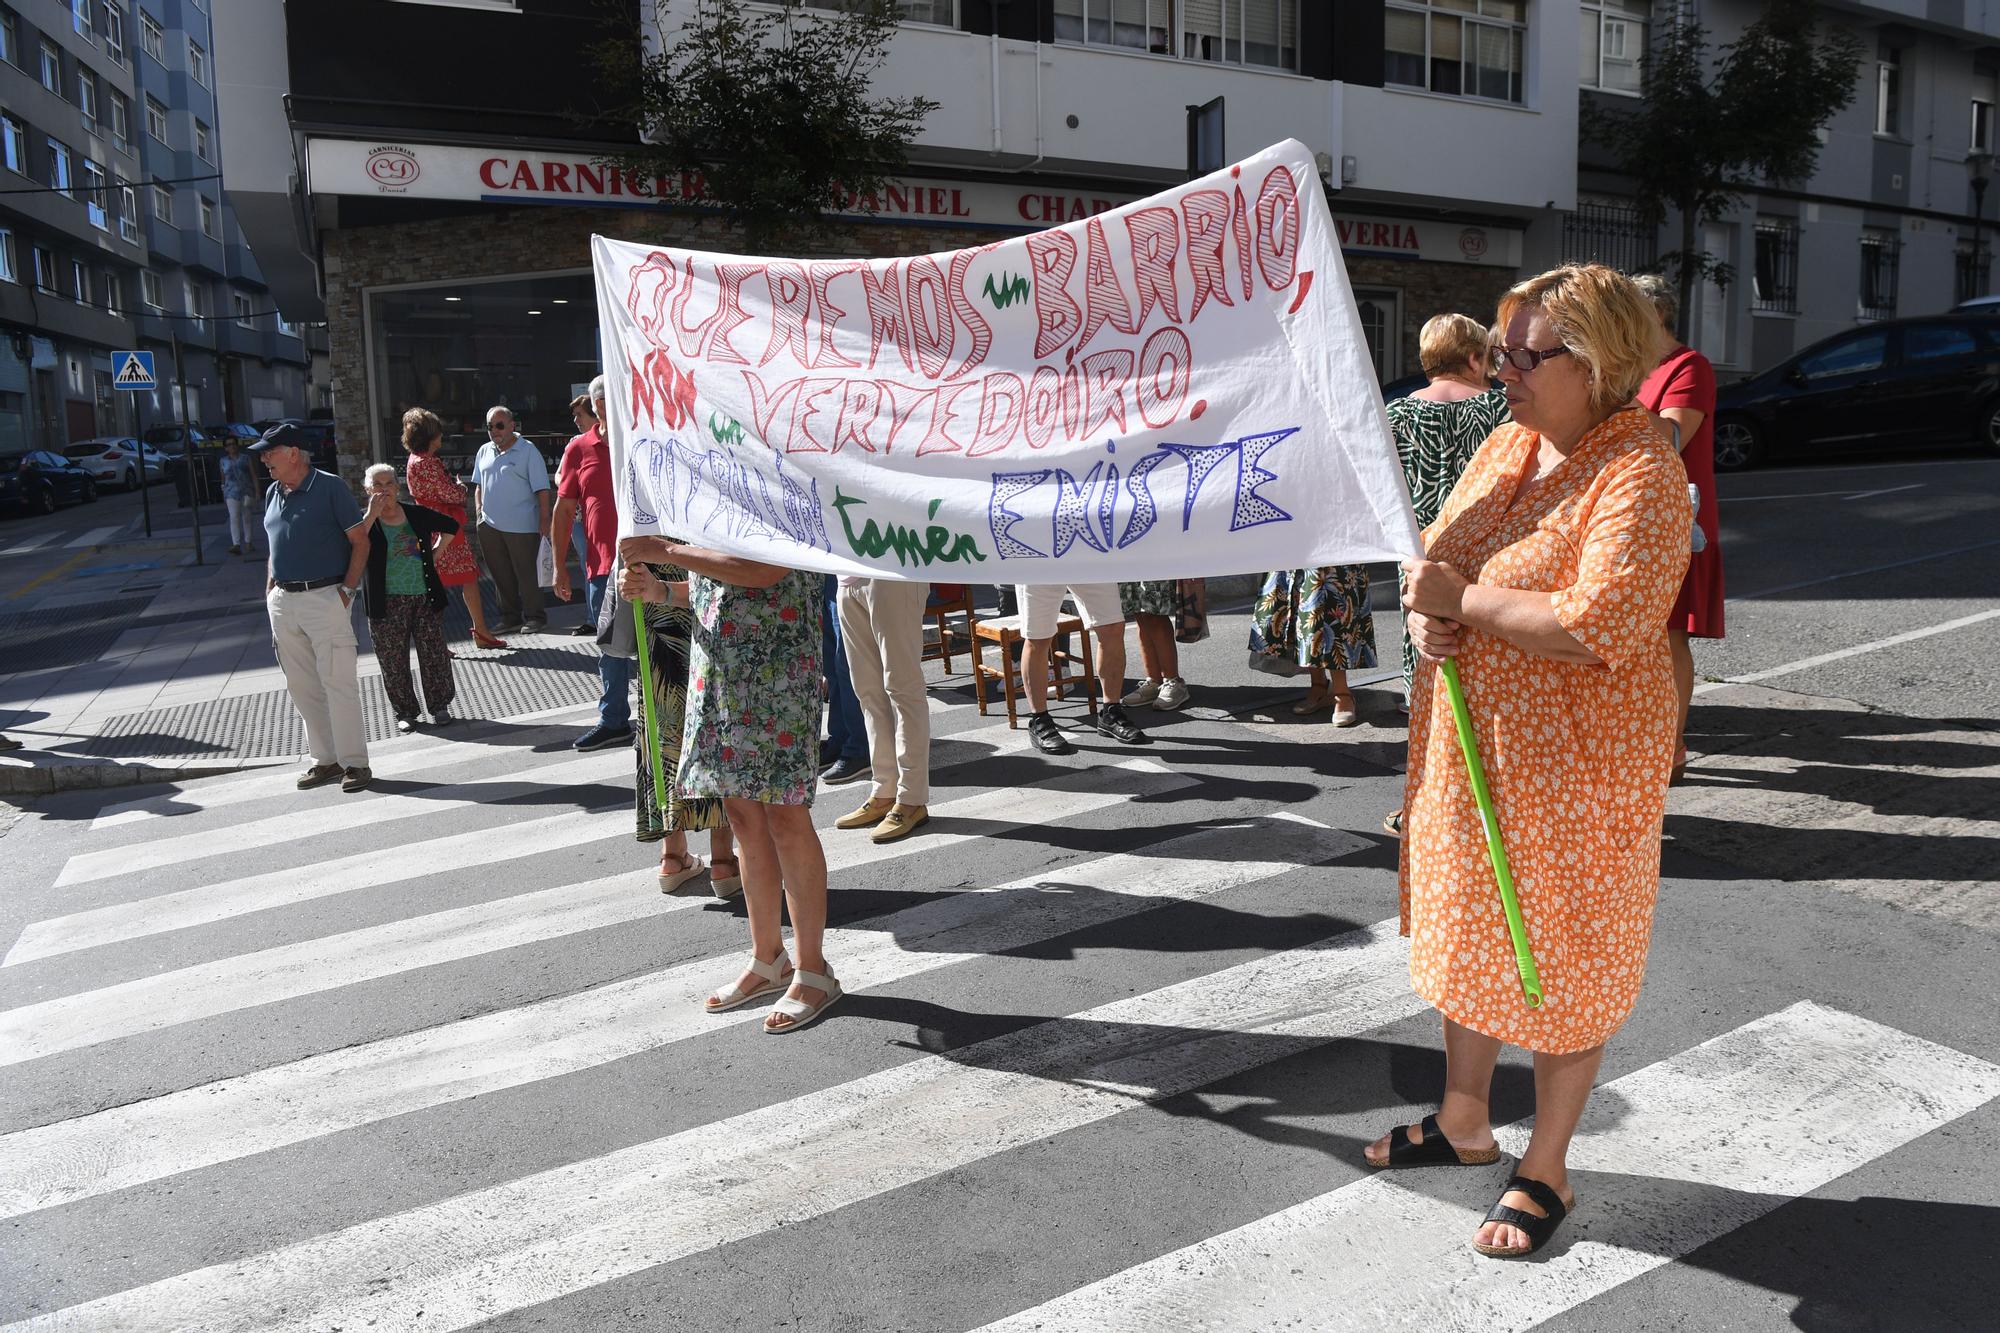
[834,489,989,568]
[981,272,1032,310]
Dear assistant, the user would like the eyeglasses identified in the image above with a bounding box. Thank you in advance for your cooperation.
[486,421,509,431]
[1495,344,1572,373]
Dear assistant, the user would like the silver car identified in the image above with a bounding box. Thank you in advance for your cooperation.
[63,438,170,491]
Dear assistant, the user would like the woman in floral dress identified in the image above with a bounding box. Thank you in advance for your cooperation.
[1247,562,1376,725]
[619,536,838,1035]
[632,549,736,896]
[401,408,506,649]
[1116,579,1190,710]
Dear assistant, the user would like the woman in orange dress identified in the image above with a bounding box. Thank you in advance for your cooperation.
[401,408,507,649]
[1369,265,1691,1259]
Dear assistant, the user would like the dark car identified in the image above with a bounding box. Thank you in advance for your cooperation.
[252,418,338,470]
[1712,315,2000,470]
[0,450,99,516]
[1380,372,1429,403]
[142,424,210,458]
[203,422,261,442]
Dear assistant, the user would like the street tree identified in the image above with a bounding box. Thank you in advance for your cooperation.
[589,0,937,248]
[1591,0,1861,339]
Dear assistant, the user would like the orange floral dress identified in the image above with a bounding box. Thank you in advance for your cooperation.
[1399,408,1691,1054]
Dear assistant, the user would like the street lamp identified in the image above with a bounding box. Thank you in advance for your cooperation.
[1969,151,1994,300]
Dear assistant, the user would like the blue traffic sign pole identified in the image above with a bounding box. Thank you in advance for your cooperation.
[113,352,158,537]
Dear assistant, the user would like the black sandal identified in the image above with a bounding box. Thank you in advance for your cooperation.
[1366,1113,1501,1169]
[1473,1174,1572,1257]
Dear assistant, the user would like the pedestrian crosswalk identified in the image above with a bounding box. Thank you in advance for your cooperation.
[1,705,1994,1332]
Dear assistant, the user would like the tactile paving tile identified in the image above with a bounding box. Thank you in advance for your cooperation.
[86,641,603,760]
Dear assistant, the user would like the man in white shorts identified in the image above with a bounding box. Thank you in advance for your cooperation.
[1015,582,1149,755]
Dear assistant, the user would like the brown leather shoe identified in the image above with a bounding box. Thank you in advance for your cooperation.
[297,762,343,790]
[340,765,373,793]
[870,804,930,844]
[834,797,894,830]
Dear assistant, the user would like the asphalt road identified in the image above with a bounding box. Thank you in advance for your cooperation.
[0,479,208,603]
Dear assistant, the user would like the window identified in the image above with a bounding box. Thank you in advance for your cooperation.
[71,0,90,35]
[116,174,137,241]
[1386,0,1526,104]
[141,267,162,308]
[1561,196,1657,273]
[78,71,99,129]
[0,6,15,66]
[193,119,210,161]
[47,138,73,197]
[110,90,130,148]
[1905,323,1978,362]
[1580,1,1645,94]
[1956,238,1990,304]
[1,114,25,175]
[151,182,172,223]
[103,2,124,62]
[199,194,218,238]
[1859,228,1900,317]
[1751,218,1799,314]
[99,267,117,310]
[803,0,953,24]
[0,227,14,283]
[32,245,56,292]
[1799,331,1888,380]
[1052,1,1300,72]
[184,276,208,322]
[1876,45,1901,137]
[139,9,161,60]
[39,36,60,92]
[1974,70,1997,155]
[232,291,255,327]
[83,157,107,229]
[186,37,206,85]
[145,95,167,142]
[69,258,88,305]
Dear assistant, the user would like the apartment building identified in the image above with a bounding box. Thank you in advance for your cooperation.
[222,1,1585,476]
[127,0,307,428]
[0,0,148,452]
[1571,0,2000,375]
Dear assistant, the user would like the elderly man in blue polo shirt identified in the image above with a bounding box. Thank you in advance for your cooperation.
[470,405,552,635]
[254,423,373,793]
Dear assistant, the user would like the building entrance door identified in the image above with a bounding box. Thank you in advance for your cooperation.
[1354,288,1402,383]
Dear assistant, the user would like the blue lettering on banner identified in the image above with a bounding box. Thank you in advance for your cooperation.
[989,468,1054,559]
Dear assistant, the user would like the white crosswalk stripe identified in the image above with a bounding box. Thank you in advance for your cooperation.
[3,713,1994,1333]
[0,533,60,557]
[63,525,125,549]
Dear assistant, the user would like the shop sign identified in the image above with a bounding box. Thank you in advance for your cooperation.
[1332,213,1521,268]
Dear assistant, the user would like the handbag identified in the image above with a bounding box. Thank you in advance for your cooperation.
[596,564,639,660]
[534,536,557,588]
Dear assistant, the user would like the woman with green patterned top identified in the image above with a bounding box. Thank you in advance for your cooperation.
[1386,313,1511,702]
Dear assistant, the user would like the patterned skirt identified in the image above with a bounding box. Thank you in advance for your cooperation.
[1118,579,1178,619]
[633,563,726,840]
[1248,565,1378,674]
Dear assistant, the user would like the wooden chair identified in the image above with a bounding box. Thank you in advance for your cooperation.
[923,582,976,674]
[971,613,1098,728]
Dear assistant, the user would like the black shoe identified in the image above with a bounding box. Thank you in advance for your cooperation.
[395,716,417,734]
[568,623,596,636]
[1027,712,1073,755]
[819,739,841,767]
[574,723,634,752]
[1097,703,1150,745]
[227,545,241,556]
[430,709,455,726]
[820,755,872,785]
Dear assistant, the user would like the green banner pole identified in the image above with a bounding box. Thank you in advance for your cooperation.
[631,596,668,810]
[1438,657,1544,1008]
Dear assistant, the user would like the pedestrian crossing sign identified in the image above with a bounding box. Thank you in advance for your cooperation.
[112,351,156,390]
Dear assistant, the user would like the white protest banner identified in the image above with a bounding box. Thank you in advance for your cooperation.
[591,138,1421,582]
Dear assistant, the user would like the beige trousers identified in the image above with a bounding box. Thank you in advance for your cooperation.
[267,584,368,769]
[837,578,931,805]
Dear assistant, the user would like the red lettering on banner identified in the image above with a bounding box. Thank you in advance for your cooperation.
[742,371,804,450]
[1181,189,1234,321]
[1136,327,1192,429]
[1255,165,1301,290]
[1231,184,1255,300]
[480,158,507,189]
[967,371,1024,458]
[1077,348,1134,439]
[944,247,993,381]
[916,382,975,457]
[810,262,863,370]
[574,163,604,194]
[630,350,696,430]
[791,378,842,453]
[860,261,914,373]
[1027,231,1081,359]
[1126,206,1183,327]
[905,257,954,381]
[706,262,764,366]
[624,252,678,350]
[509,161,538,191]
[831,379,884,453]
[879,381,935,455]
[1074,218,1137,358]
[670,256,719,359]
[1023,365,1074,449]
[760,262,814,369]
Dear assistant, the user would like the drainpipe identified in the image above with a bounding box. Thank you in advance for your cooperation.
[991,29,1004,154]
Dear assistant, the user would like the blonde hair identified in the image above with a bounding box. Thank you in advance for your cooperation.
[1497,264,1660,413]
[1418,313,1492,377]
[363,463,399,489]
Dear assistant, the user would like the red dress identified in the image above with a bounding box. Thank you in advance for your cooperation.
[405,452,480,588]
[1639,345,1725,638]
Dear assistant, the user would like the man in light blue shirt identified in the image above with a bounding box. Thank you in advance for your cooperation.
[469,404,552,633]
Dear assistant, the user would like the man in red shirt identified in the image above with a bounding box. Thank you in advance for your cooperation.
[552,375,632,751]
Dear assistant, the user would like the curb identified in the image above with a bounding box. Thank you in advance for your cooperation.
[0,757,285,797]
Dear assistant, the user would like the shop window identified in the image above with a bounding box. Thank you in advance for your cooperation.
[1387,0,1525,104]
[1752,218,1799,314]
[1561,196,1657,273]
[1053,1,1298,72]
[1876,44,1901,137]
[1859,228,1899,318]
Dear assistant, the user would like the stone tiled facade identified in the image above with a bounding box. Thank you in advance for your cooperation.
[323,208,1018,484]
[1347,256,1519,380]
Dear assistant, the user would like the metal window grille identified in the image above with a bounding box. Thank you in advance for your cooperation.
[1859,231,1900,319]
[1560,199,1657,274]
[1752,220,1799,313]
[1957,239,1990,304]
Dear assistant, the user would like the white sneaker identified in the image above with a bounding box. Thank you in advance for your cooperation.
[1155,678,1191,710]
[1120,678,1162,706]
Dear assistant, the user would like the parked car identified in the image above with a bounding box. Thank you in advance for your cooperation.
[142,424,210,458]
[1711,314,2000,470]
[203,421,261,442]
[63,438,170,490]
[1952,294,2000,314]
[1379,372,1428,403]
[252,418,338,470]
[0,450,99,516]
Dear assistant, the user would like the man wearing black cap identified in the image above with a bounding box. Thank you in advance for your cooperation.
[254,423,372,792]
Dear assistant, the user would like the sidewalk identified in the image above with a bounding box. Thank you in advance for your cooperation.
[0,508,605,794]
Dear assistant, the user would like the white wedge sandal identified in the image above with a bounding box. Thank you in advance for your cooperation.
[763,967,842,1034]
[704,951,793,1014]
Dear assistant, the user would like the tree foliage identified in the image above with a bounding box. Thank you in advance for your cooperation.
[1590,0,1861,338]
[590,0,937,248]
